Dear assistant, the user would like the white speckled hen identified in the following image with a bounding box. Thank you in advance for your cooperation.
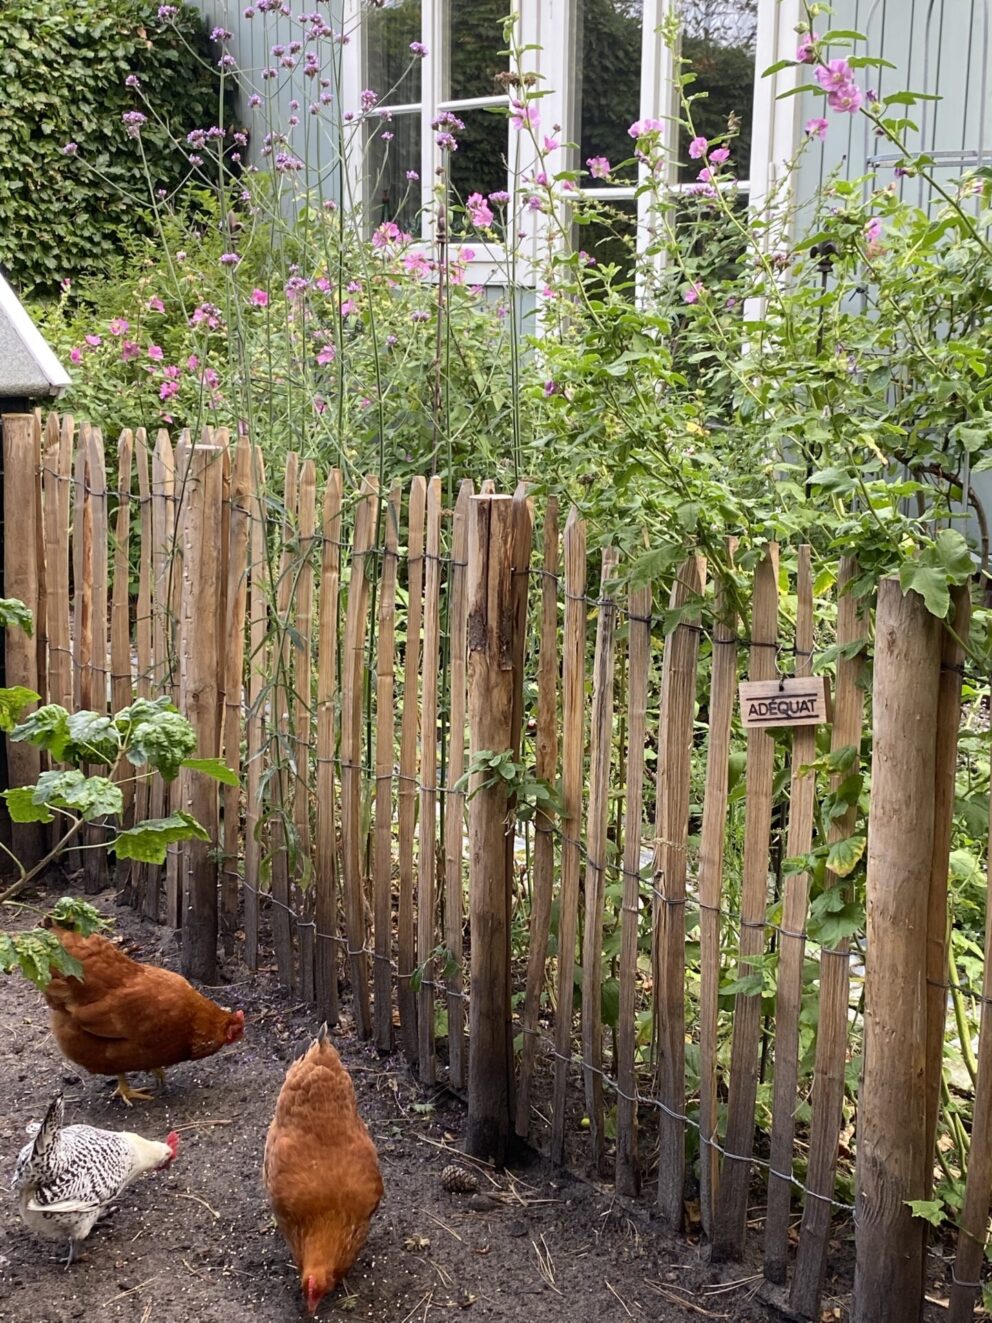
[10,1092,179,1266]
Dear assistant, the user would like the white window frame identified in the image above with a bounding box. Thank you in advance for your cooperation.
[344,0,766,292]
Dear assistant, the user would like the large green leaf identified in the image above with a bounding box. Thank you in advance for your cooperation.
[118,698,197,780]
[111,811,210,864]
[826,834,867,878]
[10,703,72,760]
[0,686,40,732]
[65,710,120,766]
[4,785,54,823]
[0,597,33,635]
[181,757,240,787]
[48,896,111,936]
[33,769,124,821]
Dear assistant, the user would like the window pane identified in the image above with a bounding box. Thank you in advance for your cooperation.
[678,5,757,184]
[447,109,507,204]
[447,0,508,101]
[366,0,422,107]
[574,197,638,285]
[366,113,421,236]
[578,0,643,186]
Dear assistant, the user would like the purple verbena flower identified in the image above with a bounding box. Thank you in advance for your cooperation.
[61,142,78,156]
[409,41,428,57]
[122,111,147,138]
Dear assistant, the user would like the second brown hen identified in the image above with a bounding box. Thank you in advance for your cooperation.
[264,1023,383,1315]
[42,923,245,1104]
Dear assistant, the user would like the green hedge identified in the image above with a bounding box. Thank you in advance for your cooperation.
[0,0,226,295]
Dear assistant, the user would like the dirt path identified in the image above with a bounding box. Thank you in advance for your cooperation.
[1,894,793,1323]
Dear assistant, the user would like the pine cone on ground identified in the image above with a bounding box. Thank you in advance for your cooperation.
[440,1163,479,1194]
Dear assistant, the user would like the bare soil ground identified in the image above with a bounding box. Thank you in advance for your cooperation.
[0,892,935,1323]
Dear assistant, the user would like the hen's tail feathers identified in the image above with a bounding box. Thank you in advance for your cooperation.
[316,1022,329,1046]
[31,1093,65,1173]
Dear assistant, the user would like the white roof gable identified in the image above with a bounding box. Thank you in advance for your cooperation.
[0,270,72,397]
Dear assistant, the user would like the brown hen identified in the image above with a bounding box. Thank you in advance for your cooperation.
[264,1023,383,1315]
[42,924,245,1104]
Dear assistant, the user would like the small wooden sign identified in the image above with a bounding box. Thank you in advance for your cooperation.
[739,676,829,729]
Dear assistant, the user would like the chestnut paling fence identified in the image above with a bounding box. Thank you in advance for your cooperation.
[2,409,991,1322]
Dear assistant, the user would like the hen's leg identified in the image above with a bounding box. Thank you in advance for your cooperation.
[64,1239,76,1270]
[152,1067,167,1092]
[112,1074,154,1106]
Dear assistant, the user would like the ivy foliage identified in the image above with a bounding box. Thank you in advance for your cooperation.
[0,0,225,294]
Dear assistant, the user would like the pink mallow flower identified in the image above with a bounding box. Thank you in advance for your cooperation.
[108,318,129,336]
[796,35,818,63]
[683,282,703,304]
[805,117,829,139]
[510,101,539,131]
[864,217,883,244]
[688,136,708,159]
[316,344,336,365]
[84,334,102,347]
[69,347,83,364]
[586,155,611,180]
[466,192,493,228]
[121,341,140,360]
[709,146,731,165]
[147,344,164,361]
[250,288,269,307]
[147,296,165,312]
[629,117,663,139]
[815,58,856,93]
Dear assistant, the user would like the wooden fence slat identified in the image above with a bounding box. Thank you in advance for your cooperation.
[33,413,48,722]
[516,496,559,1137]
[656,554,707,1224]
[398,477,427,1063]
[167,429,192,925]
[2,414,44,867]
[314,468,343,1021]
[764,545,817,1283]
[466,494,519,1163]
[341,475,378,1039]
[270,452,299,987]
[216,432,232,726]
[373,484,401,1051]
[294,459,318,1001]
[923,586,970,1190]
[110,430,135,894]
[179,442,223,983]
[220,441,251,957]
[244,447,266,972]
[551,508,587,1167]
[82,427,109,894]
[950,682,992,1320]
[72,424,89,714]
[711,544,779,1260]
[698,545,738,1237]
[44,413,73,713]
[444,479,473,1092]
[790,557,867,1317]
[851,576,942,1323]
[417,476,443,1082]
[581,546,619,1174]
[614,578,650,1194]
[149,430,175,923]
[133,430,154,917]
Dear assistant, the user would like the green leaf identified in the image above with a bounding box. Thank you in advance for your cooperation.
[0,597,33,635]
[111,811,210,864]
[10,703,71,760]
[181,757,240,787]
[65,709,120,765]
[601,976,620,1029]
[906,1199,945,1228]
[118,698,197,780]
[899,562,950,619]
[761,58,798,78]
[819,28,868,41]
[33,769,124,820]
[48,896,111,936]
[0,685,40,732]
[827,834,866,879]
[4,785,54,823]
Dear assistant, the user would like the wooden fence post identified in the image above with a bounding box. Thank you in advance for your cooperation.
[466,494,519,1163]
[791,556,867,1317]
[220,441,251,956]
[697,543,738,1236]
[179,444,223,984]
[764,545,817,1283]
[852,576,941,1323]
[2,415,44,868]
[656,554,706,1225]
[314,467,342,1020]
[712,544,779,1261]
[923,586,969,1190]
